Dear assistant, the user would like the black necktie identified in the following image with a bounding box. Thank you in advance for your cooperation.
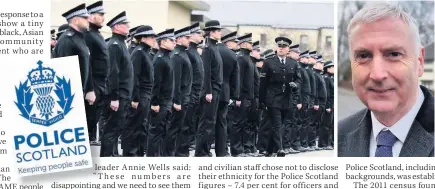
[281,58,284,64]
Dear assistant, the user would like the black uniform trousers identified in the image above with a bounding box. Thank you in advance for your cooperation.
[121,98,150,157]
[245,99,259,153]
[85,88,104,141]
[214,101,229,157]
[226,104,236,145]
[185,102,200,147]
[318,108,333,148]
[300,107,313,148]
[194,93,220,157]
[98,95,110,142]
[164,104,188,157]
[146,105,172,157]
[293,104,310,149]
[256,109,270,152]
[266,107,288,153]
[308,106,324,147]
[230,99,251,156]
[282,106,297,149]
[100,98,129,157]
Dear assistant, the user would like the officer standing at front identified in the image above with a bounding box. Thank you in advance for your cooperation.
[164,25,193,156]
[100,11,134,157]
[182,22,204,152]
[216,31,240,157]
[123,25,157,156]
[53,3,95,106]
[195,20,223,157]
[230,33,255,157]
[259,37,302,157]
[147,29,176,157]
[83,1,110,146]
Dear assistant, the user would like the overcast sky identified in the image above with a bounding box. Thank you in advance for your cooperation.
[194,1,334,28]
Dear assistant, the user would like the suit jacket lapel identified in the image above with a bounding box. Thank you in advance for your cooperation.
[345,109,371,157]
[400,85,434,157]
[399,120,434,157]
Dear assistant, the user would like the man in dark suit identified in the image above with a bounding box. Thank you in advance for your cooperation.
[338,3,434,157]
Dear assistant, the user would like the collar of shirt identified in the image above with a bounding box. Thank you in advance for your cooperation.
[371,86,425,144]
[279,56,286,64]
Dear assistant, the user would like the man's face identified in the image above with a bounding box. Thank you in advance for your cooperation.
[210,29,222,40]
[327,66,334,74]
[143,36,156,47]
[288,51,299,60]
[226,41,238,50]
[256,61,263,68]
[251,49,260,58]
[349,17,424,115]
[75,17,89,30]
[308,57,317,64]
[300,57,309,63]
[190,32,203,44]
[89,13,105,27]
[162,38,176,50]
[277,45,289,56]
[115,23,129,35]
[51,39,56,47]
[177,36,190,47]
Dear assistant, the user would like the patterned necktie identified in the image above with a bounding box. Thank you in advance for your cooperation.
[375,130,397,157]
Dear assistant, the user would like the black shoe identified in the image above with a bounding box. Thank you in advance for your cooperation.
[277,150,286,157]
[264,152,274,157]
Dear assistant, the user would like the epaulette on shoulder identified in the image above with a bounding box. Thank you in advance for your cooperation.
[113,41,118,45]
[260,72,266,78]
[66,32,74,37]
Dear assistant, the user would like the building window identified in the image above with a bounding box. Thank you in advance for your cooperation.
[260,34,267,47]
[300,35,309,51]
[325,36,332,48]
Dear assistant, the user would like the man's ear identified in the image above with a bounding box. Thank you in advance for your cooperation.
[417,46,425,77]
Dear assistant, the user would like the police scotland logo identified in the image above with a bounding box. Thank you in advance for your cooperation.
[14,60,74,126]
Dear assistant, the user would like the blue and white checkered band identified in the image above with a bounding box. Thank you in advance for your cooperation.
[88,6,104,14]
[157,33,174,40]
[277,40,289,46]
[191,26,201,33]
[222,36,237,43]
[265,52,274,57]
[300,54,309,58]
[135,30,156,37]
[175,30,190,38]
[109,16,127,27]
[65,9,89,20]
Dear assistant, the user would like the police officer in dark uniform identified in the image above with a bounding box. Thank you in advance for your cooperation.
[53,3,92,97]
[123,25,157,156]
[216,31,240,157]
[256,49,274,155]
[100,11,134,157]
[284,45,310,154]
[247,41,261,156]
[127,25,143,54]
[319,60,334,150]
[220,32,240,152]
[259,37,302,157]
[161,26,193,156]
[195,20,223,157]
[309,55,327,151]
[147,28,176,157]
[84,1,110,146]
[230,33,254,157]
[182,23,204,152]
